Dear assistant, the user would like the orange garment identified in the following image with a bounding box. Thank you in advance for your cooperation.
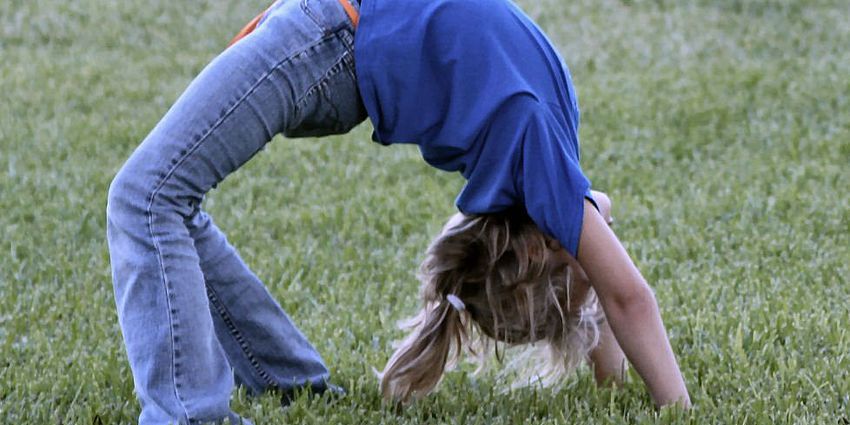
[228,0,359,48]
[338,0,360,27]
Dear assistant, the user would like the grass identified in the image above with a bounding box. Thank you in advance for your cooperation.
[1,0,848,423]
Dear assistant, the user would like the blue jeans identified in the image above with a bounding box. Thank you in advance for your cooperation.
[105,0,365,423]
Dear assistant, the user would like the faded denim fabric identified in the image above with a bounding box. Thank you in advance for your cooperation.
[106,0,365,423]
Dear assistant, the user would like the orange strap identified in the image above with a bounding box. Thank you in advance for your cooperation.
[227,0,359,48]
[337,0,360,28]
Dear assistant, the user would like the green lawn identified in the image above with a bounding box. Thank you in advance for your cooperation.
[1,0,848,423]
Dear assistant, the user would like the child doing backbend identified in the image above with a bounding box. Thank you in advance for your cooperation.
[105,0,690,423]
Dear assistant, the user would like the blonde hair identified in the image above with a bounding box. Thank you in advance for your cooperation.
[378,209,602,403]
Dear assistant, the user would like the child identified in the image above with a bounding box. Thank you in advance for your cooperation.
[106,0,689,423]
[379,191,628,401]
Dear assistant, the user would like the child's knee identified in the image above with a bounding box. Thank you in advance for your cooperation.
[106,165,140,226]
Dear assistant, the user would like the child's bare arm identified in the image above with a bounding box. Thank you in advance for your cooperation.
[576,200,690,407]
[583,191,627,385]
[589,190,613,224]
[589,317,627,385]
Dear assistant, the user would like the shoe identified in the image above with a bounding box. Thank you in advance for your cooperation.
[280,382,346,408]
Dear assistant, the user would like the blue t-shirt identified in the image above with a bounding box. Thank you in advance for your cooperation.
[354,0,592,256]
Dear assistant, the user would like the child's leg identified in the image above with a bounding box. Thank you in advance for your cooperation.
[106,0,363,422]
[188,0,364,398]
[185,209,330,396]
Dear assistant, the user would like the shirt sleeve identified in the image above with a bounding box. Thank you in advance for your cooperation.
[517,105,591,257]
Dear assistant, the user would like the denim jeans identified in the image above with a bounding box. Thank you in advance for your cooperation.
[105,0,365,422]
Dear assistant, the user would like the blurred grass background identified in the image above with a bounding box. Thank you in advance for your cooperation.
[1,0,848,423]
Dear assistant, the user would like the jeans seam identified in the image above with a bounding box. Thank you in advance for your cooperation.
[146,193,190,423]
[300,0,330,33]
[297,49,349,112]
[143,40,328,421]
[341,45,357,81]
[292,34,340,107]
[205,284,278,389]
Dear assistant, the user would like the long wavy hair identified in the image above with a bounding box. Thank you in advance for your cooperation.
[378,208,603,403]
